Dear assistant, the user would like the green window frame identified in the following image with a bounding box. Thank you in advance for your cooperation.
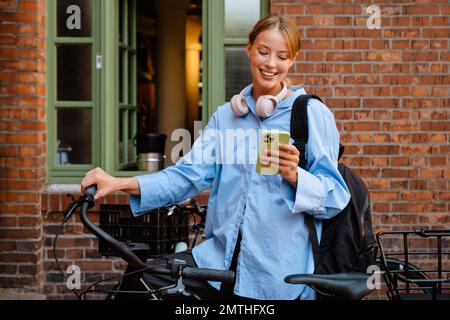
[47,0,102,183]
[47,0,268,183]
[47,0,144,183]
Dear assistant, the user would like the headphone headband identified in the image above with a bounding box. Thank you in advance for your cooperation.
[230,82,288,118]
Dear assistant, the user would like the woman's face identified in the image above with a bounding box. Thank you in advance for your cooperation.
[246,27,296,96]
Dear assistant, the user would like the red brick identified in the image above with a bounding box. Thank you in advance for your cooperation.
[371,192,399,201]
[19,1,39,11]
[364,145,399,155]
[405,5,439,15]
[382,169,409,178]
[0,0,17,10]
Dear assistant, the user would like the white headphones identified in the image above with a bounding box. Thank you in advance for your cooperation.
[230,82,288,118]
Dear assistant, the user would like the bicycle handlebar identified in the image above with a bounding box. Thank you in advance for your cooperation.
[76,185,234,284]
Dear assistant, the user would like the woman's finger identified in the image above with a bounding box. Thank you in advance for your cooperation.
[266,149,298,163]
[278,143,299,155]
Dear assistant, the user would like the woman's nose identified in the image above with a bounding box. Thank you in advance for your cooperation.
[264,54,276,67]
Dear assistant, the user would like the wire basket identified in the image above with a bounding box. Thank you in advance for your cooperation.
[376,229,450,300]
[98,204,189,258]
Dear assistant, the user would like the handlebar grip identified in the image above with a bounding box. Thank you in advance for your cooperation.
[83,184,97,208]
[182,267,235,284]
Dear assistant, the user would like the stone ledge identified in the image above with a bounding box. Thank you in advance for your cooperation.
[0,288,46,300]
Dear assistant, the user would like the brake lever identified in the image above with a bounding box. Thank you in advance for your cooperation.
[159,259,193,297]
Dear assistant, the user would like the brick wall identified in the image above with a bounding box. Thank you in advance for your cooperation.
[273,0,450,230]
[0,0,47,293]
[0,0,449,299]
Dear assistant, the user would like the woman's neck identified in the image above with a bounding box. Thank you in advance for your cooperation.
[252,83,283,101]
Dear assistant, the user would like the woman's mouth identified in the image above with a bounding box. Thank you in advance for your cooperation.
[260,69,278,79]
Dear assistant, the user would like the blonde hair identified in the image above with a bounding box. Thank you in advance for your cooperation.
[248,14,301,60]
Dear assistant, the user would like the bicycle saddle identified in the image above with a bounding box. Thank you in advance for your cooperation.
[284,272,373,300]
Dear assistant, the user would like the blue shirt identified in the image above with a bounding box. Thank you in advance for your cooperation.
[130,85,350,300]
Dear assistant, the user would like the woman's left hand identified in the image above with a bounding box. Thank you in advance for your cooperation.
[260,143,300,187]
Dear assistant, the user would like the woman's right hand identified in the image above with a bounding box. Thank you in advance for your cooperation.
[80,167,118,200]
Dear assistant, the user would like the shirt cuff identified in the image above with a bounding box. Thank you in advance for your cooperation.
[292,167,327,215]
[129,171,171,217]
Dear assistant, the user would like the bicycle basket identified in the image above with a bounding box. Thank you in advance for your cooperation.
[98,204,189,258]
[376,229,450,300]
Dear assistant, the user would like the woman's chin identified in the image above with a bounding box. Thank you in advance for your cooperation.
[254,77,280,90]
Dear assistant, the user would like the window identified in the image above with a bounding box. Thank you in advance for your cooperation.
[47,0,100,182]
[47,0,268,183]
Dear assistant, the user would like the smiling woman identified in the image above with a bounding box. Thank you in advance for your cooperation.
[246,14,300,98]
[81,13,351,300]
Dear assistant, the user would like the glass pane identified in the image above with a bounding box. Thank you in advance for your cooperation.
[128,53,135,105]
[119,109,124,164]
[119,49,125,103]
[57,45,91,101]
[128,0,135,47]
[225,46,252,101]
[119,0,124,43]
[57,0,91,37]
[225,0,260,39]
[128,110,134,163]
[56,108,91,165]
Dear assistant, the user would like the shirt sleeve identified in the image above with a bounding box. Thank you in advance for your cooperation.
[291,99,350,219]
[129,114,218,217]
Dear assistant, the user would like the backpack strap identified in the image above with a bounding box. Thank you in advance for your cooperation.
[304,214,320,268]
[290,94,323,170]
[290,94,324,270]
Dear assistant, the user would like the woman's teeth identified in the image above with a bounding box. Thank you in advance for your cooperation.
[261,70,276,77]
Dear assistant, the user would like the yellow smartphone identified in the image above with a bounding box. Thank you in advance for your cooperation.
[256,130,291,175]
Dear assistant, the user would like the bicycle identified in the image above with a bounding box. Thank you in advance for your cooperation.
[54,185,233,300]
[284,229,450,300]
[57,185,449,300]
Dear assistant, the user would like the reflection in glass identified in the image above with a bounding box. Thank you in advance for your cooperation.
[56,108,91,165]
[57,45,91,101]
[57,0,91,37]
[225,0,260,39]
[225,47,252,101]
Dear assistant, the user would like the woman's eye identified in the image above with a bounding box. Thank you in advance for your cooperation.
[278,56,288,60]
[259,51,268,55]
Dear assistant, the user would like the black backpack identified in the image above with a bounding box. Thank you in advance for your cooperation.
[290,94,378,275]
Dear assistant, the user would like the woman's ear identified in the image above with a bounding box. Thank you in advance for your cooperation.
[246,42,252,58]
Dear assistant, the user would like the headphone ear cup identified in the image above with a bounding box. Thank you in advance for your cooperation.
[256,96,277,118]
[230,94,250,117]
